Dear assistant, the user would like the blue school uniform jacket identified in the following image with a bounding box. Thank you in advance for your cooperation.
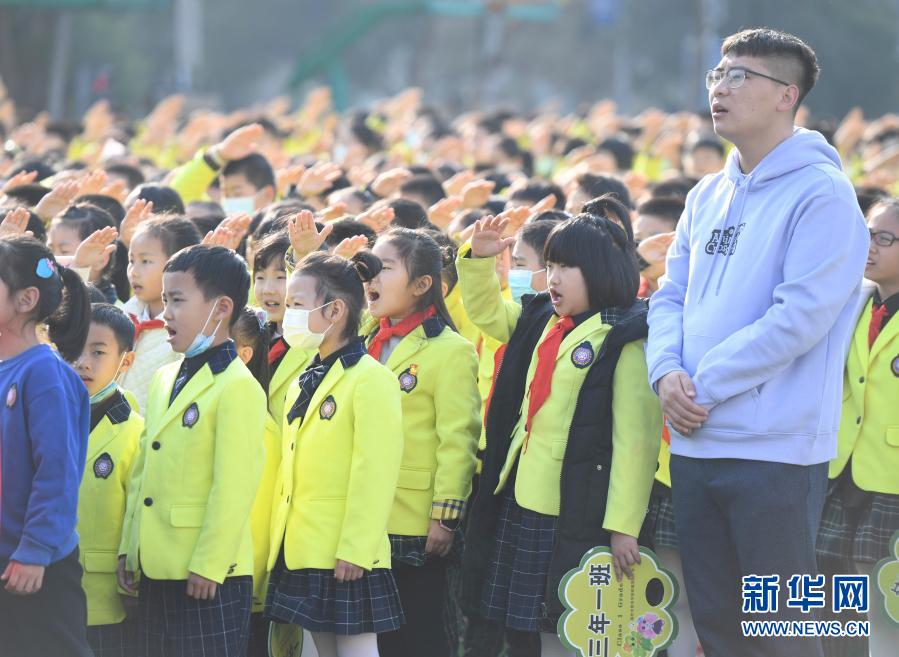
[0,345,90,566]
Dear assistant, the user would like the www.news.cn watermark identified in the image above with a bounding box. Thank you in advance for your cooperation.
[740,574,871,638]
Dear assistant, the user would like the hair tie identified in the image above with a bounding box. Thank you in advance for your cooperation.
[35,258,57,279]
[254,308,268,331]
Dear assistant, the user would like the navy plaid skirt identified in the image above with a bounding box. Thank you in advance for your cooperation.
[86,620,136,657]
[265,558,404,635]
[816,472,899,565]
[479,486,559,633]
[647,483,679,550]
[137,575,253,657]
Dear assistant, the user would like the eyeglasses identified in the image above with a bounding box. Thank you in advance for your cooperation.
[705,67,792,90]
[870,229,899,247]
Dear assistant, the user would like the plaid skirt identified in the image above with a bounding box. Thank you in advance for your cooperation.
[389,531,466,567]
[647,483,679,550]
[86,620,137,657]
[265,557,404,635]
[816,470,899,564]
[479,486,559,633]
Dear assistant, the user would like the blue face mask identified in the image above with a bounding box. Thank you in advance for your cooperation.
[221,196,255,216]
[88,354,126,405]
[508,268,542,305]
[184,299,223,359]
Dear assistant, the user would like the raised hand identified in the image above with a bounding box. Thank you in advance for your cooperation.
[428,196,463,229]
[2,170,38,192]
[331,235,369,259]
[495,206,530,237]
[298,162,342,198]
[288,209,333,260]
[0,207,31,236]
[34,180,81,222]
[73,226,119,271]
[461,179,495,209]
[210,123,263,163]
[357,205,394,233]
[470,215,516,258]
[370,168,411,197]
[119,199,154,247]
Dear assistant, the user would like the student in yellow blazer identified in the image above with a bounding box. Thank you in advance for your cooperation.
[72,304,144,657]
[117,245,265,657]
[458,207,662,656]
[265,250,405,657]
[363,229,481,657]
[817,199,899,657]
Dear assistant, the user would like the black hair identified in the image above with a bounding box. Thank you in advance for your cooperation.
[164,245,250,327]
[424,229,459,294]
[530,209,571,223]
[650,177,699,201]
[323,218,377,249]
[132,215,203,258]
[720,28,820,108]
[856,186,891,216]
[294,251,382,341]
[497,137,533,176]
[377,228,456,331]
[104,163,145,190]
[75,194,126,226]
[637,197,685,226]
[253,200,311,241]
[8,160,55,182]
[518,220,559,266]
[132,183,185,215]
[85,283,108,304]
[388,198,430,229]
[0,235,91,361]
[582,194,634,242]
[3,184,51,207]
[576,174,633,210]
[399,175,446,207]
[253,230,291,274]
[597,137,635,171]
[689,136,726,157]
[54,203,118,289]
[186,201,226,223]
[544,210,639,311]
[0,209,47,242]
[350,112,385,152]
[222,154,276,192]
[233,306,272,397]
[509,181,566,209]
[90,302,135,352]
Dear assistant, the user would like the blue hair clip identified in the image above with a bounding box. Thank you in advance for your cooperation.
[35,258,56,279]
[255,308,268,331]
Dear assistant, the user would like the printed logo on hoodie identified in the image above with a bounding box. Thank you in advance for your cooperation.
[705,223,746,256]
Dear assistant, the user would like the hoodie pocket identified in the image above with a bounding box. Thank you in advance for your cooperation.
[705,386,760,432]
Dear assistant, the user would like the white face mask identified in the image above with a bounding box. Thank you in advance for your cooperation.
[221,195,255,215]
[282,301,334,350]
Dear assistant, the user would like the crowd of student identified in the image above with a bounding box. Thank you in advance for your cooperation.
[0,26,896,657]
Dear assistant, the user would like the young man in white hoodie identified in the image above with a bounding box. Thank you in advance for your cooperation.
[646,29,870,657]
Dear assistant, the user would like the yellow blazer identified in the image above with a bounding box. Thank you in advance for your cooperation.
[445,283,481,347]
[250,413,281,610]
[458,251,661,537]
[120,355,265,583]
[268,351,403,572]
[363,319,481,536]
[268,346,316,426]
[78,394,143,626]
[831,294,899,494]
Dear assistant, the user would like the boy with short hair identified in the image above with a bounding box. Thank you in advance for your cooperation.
[73,303,144,657]
[118,245,265,657]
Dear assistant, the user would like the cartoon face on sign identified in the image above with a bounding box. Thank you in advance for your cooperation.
[875,530,899,627]
[558,546,679,657]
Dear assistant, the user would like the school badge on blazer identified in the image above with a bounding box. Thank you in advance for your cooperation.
[319,395,337,420]
[892,356,899,378]
[398,364,418,393]
[5,383,16,408]
[93,452,114,479]
[571,342,595,369]
[182,402,200,428]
